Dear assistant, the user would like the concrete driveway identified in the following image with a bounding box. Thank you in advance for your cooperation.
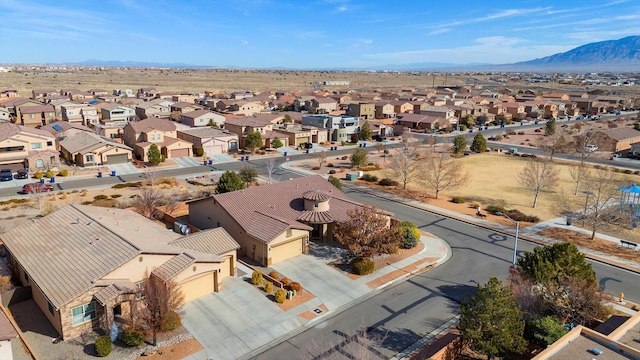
[271,254,371,311]
[181,277,303,360]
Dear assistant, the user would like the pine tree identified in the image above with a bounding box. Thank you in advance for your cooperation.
[271,137,284,149]
[147,144,164,165]
[244,131,262,153]
[359,121,372,140]
[350,148,368,168]
[453,135,467,154]
[470,132,487,153]
[215,170,246,194]
[459,277,527,360]
[545,118,556,135]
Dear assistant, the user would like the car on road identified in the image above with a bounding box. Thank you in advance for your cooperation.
[372,134,387,142]
[0,169,13,181]
[15,169,28,179]
[585,144,598,152]
[22,182,54,194]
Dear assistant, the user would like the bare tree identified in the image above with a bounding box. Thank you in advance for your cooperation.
[137,272,184,346]
[27,184,53,212]
[569,163,592,195]
[373,142,384,154]
[420,147,470,199]
[263,156,279,184]
[538,128,568,160]
[134,171,164,218]
[312,150,327,169]
[162,190,181,216]
[384,147,423,190]
[334,205,400,259]
[517,158,559,208]
[299,326,387,360]
[557,167,623,240]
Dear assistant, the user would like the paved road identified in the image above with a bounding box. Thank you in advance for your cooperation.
[249,168,640,360]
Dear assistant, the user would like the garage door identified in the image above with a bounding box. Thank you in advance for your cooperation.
[179,272,216,303]
[270,238,302,264]
[106,154,128,164]
[296,137,310,146]
[170,148,190,158]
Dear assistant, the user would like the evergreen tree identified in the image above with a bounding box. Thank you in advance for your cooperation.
[238,164,258,184]
[271,137,284,149]
[453,135,467,154]
[545,118,556,135]
[350,148,368,168]
[328,176,343,191]
[215,170,246,194]
[470,132,487,153]
[147,144,165,165]
[244,131,262,153]
[359,121,372,140]
[283,114,292,123]
[459,277,527,360]
[516,242,596,287]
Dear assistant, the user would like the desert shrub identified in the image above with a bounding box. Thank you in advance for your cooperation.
[311,166,320,170]
[112,182,142,189]
[506,209,540,223]
[635,171,640,176]
[194,146,204,157]
[326,163,334,167]
[396,221,420,249]
[33,171,43,179]
[378,178,399,186]
[58,169,69,177]
[94,195,109,201]
[350,257,375,275]
[264,281,273,294]
[268,271,279,280]
[161,310,181,332]
[92,199,118,208]
[624,169,633,174]
[493,134,503,141]
[517,131,525,135]
[60,193,68,200]
[82,201,93,205]
[450,196,465,204]
[506,129,516,135]
[341,156,348,160]
[95,336,112,357]
[614,168,622,173]
[486,204,507,215]
[45,171,55,178]
[274,289,287,303]
[328,169,336,174]
[290,282,302,292]
[361,174,378,182]
[251,270,263,286]
[281,277,291,286]
[111,194,122,198]
[121,326,145,347]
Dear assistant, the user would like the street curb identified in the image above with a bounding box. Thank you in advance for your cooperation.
[341,182,640,276]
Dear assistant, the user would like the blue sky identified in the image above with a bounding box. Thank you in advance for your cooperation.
[0,0,639,68]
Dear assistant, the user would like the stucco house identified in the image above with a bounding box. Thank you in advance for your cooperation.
[306,97,338,114]
[180,109,226,127]
[396,113,449,131]
[301,115,360,142]
[177,127,239,155]
[1,204,239,340]
[188,175,392,266]
[600,127,640,152]
[61,104,99,126]
[40,121,93,147]
[122,118,193,161]
[100,104,136,123]
[58,132,133,166]
[0,122,59,170]
[346,103,375,120]
[18,105,56,128]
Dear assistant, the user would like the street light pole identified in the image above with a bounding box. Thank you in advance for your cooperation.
[498,212,520,266]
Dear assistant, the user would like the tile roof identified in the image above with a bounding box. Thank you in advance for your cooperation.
[225,116,276,127]
[153,253,195,280]
[0,311,17,341]
[93,284,125,306]
[180,109,216,119]
[192,175,391,244]
[297,210,334,223]
[396,113,442,124]
[58,131,132,154]
[169,228,240,255]
[1,205,236,309]
[604,127,640,141]
[127,118,176,133]
[0,122,54,142]
[178,127,237,139]
[19,105,55,114]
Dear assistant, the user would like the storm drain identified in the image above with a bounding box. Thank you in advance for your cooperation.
[313,308,323,314]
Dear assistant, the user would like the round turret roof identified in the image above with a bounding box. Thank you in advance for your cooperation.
[302,189,331,201]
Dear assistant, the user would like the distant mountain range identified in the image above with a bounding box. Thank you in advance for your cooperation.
[56,36,640,72]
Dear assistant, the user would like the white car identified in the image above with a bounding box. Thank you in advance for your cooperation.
[585,144,598,152]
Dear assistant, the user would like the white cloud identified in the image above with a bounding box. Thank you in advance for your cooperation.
[337,6,347,12]
[427,28,450,36]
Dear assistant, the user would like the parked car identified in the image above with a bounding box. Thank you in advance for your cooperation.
[372,134,387,142]
[613,152,622,158]
[585,144,598,152]
[300,142,313,149]
[22,183,54,193]
[0,169,12,181]
[15,169,28,179]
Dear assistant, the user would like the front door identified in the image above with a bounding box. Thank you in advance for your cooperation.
[311,224,320,240]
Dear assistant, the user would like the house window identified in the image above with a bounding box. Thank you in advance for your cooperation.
[150,134,155,141]
[314,203,319,208]
[135,281,145,299]
[29,114,35,119]
[47,141,53,146]
[86,155,94,163]
[35,159,44,168]
[71,302,96,325]
[31,143,41,149]
[48,300,55,316]
[229,142,237,149]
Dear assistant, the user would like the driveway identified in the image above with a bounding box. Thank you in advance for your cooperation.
[271,254,371,311]
[181,277,303,360]
[106,162,140,176]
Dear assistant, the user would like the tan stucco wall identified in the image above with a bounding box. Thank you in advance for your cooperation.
[103,254,175,283]
[179,272,216,303]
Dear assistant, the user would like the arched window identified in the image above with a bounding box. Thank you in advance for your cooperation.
[35,159,44,168]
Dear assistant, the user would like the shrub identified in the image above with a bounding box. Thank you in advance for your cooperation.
[264,281,273,294]
[361,174,378,182]
[112,182,142,189]
[58,169,69,177]
[341,156,348,160]
[45,171,55,178]
[396,221,420,249]
[493,134,503,141]
[94,194,109,201]
[328,169,337,174]
[95,336,112,357]
[486,204,507,215]
[33,171,43,179]
[517,131,525,135]
[281,277,291,286]
[326,163,334,167]
[121,326,145,347]
[378,178,399,186]
[251,270,263,286]
[450,196,465,204]
[624,169,633,174]
[160,310,181,332]
[268,270,279,280]
[111,194,122,198]
[194,146,204,157]
[506,129,516,135]
[350,257,375,275]
[274,289,286,303]
[290,282,302,292]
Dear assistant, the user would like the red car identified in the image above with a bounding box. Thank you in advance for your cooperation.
[22,183,54,194]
